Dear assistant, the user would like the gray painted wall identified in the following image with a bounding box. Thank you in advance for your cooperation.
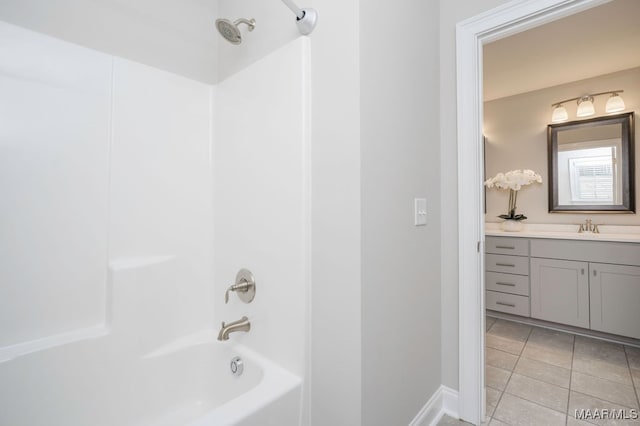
[360,0,441,424]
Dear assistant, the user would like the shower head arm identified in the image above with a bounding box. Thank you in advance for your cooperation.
[279,0,318,35]
[281,0,304,19]
[233,18,256,31]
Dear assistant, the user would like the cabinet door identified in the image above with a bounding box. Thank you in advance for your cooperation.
[530,258,589,328]
[590,263,640,339]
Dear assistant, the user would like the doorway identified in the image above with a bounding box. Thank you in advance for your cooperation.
[456,0,615,424]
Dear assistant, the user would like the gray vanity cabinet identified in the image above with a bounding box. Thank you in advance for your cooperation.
[530,238,640,340]
[590,263,640,340]
[530,258,589,328]
[487,235,640,340]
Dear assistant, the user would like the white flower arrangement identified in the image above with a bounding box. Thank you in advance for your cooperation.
[485,169,542,221]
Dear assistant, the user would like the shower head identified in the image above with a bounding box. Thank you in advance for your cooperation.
[215,18,256,45]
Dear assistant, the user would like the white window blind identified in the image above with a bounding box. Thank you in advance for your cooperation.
[569,156,614,203]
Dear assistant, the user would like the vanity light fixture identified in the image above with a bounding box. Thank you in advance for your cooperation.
[550,90,625,122]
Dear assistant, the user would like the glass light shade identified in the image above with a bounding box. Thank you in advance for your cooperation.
[576,96,595,117]
[605,93,625,113]
[551,105,568,122]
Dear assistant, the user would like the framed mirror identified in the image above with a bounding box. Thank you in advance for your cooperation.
[547,112,635,213]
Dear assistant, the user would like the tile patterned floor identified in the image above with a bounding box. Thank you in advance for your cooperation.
[485,317,640,426]
[438,318,640,426]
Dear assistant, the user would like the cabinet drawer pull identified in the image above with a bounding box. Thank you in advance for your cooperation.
[495,263,515,267]
[496,301,516,308]
[495,245,516,249]
[495,282,516,287]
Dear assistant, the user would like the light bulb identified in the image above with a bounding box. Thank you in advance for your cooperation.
[551,105,568,123]
[605,93,625,113]
[576,96,595,117]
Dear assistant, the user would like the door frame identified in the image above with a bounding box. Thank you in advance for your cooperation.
[455,0,611,423]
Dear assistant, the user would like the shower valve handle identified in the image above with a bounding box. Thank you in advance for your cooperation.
[224,269,256,304]
[225,281,251,303]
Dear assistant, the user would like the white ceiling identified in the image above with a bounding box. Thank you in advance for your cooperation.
[483,0,640,101]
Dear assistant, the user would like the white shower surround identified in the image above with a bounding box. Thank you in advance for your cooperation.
[0,20,309,425]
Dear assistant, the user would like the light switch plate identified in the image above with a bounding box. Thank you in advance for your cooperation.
[415,198,427,226]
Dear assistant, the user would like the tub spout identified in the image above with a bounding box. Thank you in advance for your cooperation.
[218,316,251,341]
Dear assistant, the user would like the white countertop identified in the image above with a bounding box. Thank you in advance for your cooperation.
[485,223,640,243]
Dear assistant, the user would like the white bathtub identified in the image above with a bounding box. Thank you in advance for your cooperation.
[0,329,302,426]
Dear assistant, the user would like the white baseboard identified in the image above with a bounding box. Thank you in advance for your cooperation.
[409,385,459,426]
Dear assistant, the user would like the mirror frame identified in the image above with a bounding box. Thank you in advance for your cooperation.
[547,112,635,213]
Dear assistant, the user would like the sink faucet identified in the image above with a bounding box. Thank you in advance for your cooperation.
[217,316,251,341]
[579,218,592,233]
[578,218,600,233]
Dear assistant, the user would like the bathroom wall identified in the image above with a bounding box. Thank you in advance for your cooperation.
[217,1,363,425]
[109,57,214,340]
[0,0,219,83]
[360,0,442,424]
[213,37,310,379]
[0,21,214,358]
[0,21,111,349]
[217,0,447,424]
[484,67,640,225]
[216,0,447,424]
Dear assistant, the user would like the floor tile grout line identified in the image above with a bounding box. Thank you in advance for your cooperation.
[518,323,533,357]
[553,344,637,410]
[624,345,640,409]
[484,319,511,425]
[507,324,570,419]
[566,401,607,426]
[489,320,531,424]
[570,367,636,387]
[511,358,571,389]
[490,323,533,426]
[566,333,576,425]
[500,388,570,418]
[569,389,640,412]
[506,370,569,393]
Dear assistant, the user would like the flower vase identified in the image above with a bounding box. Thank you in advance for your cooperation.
[500,219,524,232]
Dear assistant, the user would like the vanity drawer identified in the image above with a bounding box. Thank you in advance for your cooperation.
[486,236,529,256]
[485,254,529,275]
[530,239,640,267]
[486,272,529,296]
[486,291,530,316]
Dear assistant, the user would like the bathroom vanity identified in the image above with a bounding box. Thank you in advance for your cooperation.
[485,225,640,340]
